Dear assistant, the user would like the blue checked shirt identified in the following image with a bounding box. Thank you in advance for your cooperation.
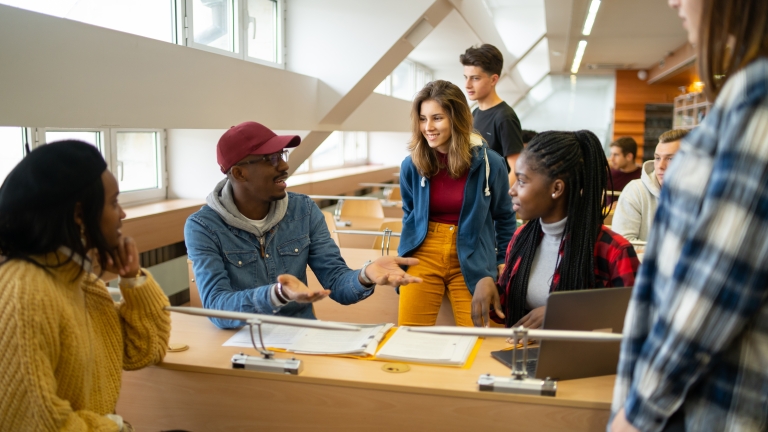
[611,58,768,432]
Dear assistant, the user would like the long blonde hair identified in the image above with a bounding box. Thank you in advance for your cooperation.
[408,80,474,179]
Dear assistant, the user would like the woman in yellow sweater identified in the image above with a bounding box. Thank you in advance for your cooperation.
[0,141,171,431]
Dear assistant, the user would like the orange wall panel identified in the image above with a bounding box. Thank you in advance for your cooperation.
[613,70,681,160]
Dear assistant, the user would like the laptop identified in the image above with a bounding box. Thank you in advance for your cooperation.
[491,287,632,381]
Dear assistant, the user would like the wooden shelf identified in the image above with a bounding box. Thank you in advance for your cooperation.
[673,91,712,129]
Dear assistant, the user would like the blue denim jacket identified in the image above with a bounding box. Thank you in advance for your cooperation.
[398,143,516,293]
[185,193,373,328]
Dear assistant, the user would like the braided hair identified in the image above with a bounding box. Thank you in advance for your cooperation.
[498,130,612,326]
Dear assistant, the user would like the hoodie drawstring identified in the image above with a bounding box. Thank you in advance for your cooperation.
[483,148,491,196]
[421,176,426,188]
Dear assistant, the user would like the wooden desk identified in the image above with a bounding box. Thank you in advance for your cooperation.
[116,313,614,431]
[122,199,205,253]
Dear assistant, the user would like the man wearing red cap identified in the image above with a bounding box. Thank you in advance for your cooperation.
[185,122,421,328]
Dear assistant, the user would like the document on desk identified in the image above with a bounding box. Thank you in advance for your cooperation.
[375,327,478,366]
[223,323,393,356]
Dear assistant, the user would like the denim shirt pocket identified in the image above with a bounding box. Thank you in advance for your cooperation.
[223,251,262,289]
[277,235,310,278]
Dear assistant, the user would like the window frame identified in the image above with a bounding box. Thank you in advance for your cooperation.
[33,127,167,206]
[109,128,168,205]
[299,131,370,174]
[180,0,285,68]
[183,0,242,59]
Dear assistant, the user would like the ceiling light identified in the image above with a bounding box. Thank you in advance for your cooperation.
[571,40,588,74]
[582,0,601,36]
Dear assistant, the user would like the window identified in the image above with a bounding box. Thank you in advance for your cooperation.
[39,127,166,205]
[297,131,370,173]
[245,0,279,63]
[183,0,283,65]
[188,0,238,55]
[1,0,282,66]
[0,0,174,43]
[375,60,434,101]
[0,127,26,184]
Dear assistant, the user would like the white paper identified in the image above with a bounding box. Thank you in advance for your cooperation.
[375,327,477,366]
[292,324,392,355]
[223,324,304,349]
[222,322,393,356]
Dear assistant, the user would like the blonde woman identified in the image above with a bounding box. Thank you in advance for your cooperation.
[398,80,515,326]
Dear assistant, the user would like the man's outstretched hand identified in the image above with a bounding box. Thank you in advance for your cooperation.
[362,256,423,287]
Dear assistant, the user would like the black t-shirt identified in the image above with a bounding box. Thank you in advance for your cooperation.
[472,101,524,172]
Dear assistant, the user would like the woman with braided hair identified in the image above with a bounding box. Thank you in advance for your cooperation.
[471,130,639,328]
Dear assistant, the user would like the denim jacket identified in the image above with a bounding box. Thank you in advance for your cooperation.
[398,141,516,293]
[185,192,373,328]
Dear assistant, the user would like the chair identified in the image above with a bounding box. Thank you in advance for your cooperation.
[372,220,402,254]
[339,199,385,219]
[603,201,618,226]
[322,211,339,245]
[385,186,401,202]
[187,259,202,308]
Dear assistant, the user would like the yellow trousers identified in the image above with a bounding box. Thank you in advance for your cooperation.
[398,221,473,327]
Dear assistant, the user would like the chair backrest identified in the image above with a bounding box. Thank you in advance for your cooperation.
[385,187,401,202]
[322,210,339,245]
[339,199,385,219]
[603,201,618,226]
[372,220,402,252]
[187,259,202,308]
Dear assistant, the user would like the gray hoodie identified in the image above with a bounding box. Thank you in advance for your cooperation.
[205,178,288,238]
[612,160,660,242]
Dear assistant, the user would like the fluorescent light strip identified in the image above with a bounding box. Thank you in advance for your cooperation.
[582,0,601,36]
[571,40,588,74]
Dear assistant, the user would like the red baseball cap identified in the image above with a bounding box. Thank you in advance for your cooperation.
[216,121,301,173]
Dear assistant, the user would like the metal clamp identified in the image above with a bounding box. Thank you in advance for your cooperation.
[230,318,303,375]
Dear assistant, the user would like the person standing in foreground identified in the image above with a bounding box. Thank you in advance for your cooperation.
[612,129,686,243]
[185,122,421,329]
[472,131,639,329]
[398,80,516,327]
[461,44,524,190]
[0,141,171,432]
[610,0,768,431]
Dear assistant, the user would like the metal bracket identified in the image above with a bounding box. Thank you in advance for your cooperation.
[476,327,557,396]
[230,318,303,375]
[478,374,556,396]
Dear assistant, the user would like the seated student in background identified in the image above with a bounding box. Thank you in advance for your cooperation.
[607,137,642,204]
[612,129,687,243]
[472,131,640,329]
[0,141,170,432]
[398,80,516,327]
[521,129,538,148]
[185,122,420,329]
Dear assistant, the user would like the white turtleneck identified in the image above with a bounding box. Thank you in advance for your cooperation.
[526,217,567,310]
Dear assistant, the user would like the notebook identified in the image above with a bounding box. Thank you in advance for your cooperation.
[375,326,477,366]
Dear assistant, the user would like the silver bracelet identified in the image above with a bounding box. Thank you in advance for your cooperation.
[359,260,374,286]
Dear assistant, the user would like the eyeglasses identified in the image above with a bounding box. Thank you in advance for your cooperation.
[235,150,289,168]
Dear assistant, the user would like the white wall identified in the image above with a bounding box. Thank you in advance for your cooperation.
[515,75,616,146]
[166,129,227,199]
[368,132,412,168]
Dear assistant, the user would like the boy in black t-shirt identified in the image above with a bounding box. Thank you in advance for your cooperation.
[460,44,524,188]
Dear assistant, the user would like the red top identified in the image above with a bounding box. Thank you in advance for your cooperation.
[608,167,642,204]
[429,152,468,225]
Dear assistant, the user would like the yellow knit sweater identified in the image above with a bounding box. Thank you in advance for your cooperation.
[0,255,171,431]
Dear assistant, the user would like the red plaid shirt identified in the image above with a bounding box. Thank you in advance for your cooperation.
[493,225,639,325]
